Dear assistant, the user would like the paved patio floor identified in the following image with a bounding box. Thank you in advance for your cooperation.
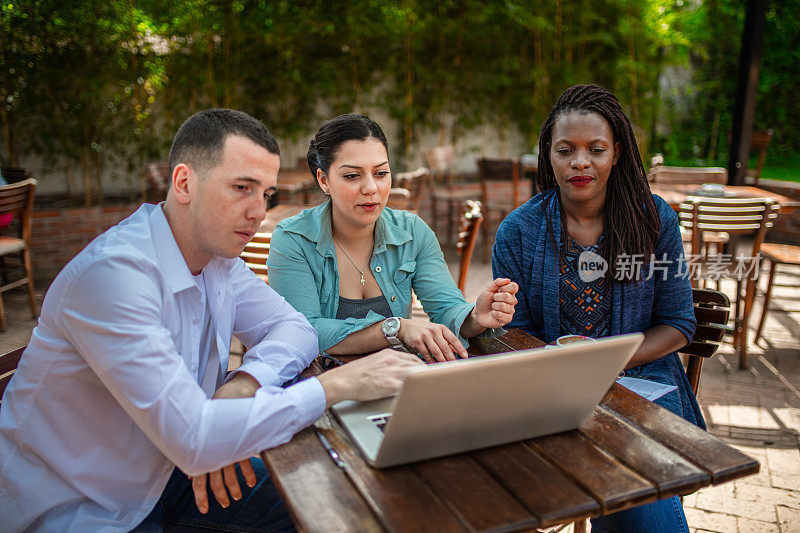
[1,253,798,532]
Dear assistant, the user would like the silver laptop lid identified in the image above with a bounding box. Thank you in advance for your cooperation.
[333,332,644,468]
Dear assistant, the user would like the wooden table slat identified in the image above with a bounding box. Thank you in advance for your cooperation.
[323,423,468,533]
[472,442,599,527]
[412,454,539,532]
[261,427,383,533]
[580,406,710,497]
[602,384,761,484]
[528,431,657,513]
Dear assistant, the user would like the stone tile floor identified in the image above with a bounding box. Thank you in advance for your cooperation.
[2,255,798,532]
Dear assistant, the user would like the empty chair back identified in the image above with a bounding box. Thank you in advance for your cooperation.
[680,289,730,395]
[747,129,773,184]
[240,233,271,283]
[456,201,483,293]
[0,167,32,184]
[0,179,37,239]
[393,167,428,212]
[425,146,456,187]
[649,166,727,185]
[386,188,412,211]
[0,346,26,404]
[477,157,522,209]
[680,196,779,258]
[145,162,170,202]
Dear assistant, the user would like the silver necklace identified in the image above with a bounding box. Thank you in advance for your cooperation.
[332,234,370,286]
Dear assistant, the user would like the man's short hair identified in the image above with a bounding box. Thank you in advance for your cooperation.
[168,109,280,176]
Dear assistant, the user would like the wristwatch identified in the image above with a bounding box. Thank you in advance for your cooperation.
[382,317,403,347]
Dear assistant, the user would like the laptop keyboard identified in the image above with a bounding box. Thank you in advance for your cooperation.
[368,414,392,432]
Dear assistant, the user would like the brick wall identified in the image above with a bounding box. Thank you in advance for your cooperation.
[30,204,140,283]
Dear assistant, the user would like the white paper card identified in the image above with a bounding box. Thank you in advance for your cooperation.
[616,377,677,402]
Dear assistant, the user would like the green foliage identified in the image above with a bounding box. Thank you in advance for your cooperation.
[1,0,798,202]
[653,0,800,167]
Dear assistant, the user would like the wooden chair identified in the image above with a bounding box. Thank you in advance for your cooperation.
[386,188,412,211]
[477,157,522,260]
[425,146,476,243]
[649,166,728,185]
[240,232,271,283]
[144,162,170,203]
[455,200,483,294]
[0,179,38,331]
[0,167,32,184]
[681,196,779,368]
[753,243,800,343]
[0,345,25,405]
[410,201,484,319]
[747,129,773,185]
[680,289,731,396]
[392,167,428,213]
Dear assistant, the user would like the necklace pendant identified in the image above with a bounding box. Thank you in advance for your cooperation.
[360,273,366,285]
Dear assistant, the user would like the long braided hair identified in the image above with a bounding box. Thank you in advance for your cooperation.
[537,84,659,283]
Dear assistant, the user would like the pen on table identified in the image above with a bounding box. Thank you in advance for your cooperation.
[313,426,346,470]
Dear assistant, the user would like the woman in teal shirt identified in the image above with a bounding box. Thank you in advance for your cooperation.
[267,114,518,361]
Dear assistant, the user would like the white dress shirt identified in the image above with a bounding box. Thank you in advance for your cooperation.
[0,204,325,532]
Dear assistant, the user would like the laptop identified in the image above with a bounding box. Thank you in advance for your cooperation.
[330,332,644,468]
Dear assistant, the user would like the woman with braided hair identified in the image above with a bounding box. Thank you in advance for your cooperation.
[493,84,699,532]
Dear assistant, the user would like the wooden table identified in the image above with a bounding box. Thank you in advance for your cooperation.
[261,329,760,532]
[259,203,307,234]
[276,170,316,205]
[651,183,799,214]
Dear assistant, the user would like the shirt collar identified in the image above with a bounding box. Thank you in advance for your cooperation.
[149,203,200,294]
[282,200,413,257]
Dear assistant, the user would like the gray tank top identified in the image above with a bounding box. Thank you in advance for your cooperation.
[336,295,393,320]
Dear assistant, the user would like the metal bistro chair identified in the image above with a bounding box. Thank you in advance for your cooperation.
[240,232,271,284]
[0,179,38,331]
[478,157,523,260]
[681,196,779,369]
[0,345,25,405]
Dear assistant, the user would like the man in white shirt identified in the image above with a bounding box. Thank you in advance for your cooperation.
[0,109,423,532]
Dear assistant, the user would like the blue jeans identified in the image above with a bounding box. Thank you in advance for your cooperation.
[590,495,689,533]
[132,458,295,532]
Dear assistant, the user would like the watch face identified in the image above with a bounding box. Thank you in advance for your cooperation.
[383,317,400,335]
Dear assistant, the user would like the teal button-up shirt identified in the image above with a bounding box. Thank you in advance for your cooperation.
[267,201,475,352]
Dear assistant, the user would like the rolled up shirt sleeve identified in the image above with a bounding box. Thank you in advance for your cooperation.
[57,255,326,476]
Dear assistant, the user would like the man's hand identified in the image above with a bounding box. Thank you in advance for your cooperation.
[397,318,468,362]
[190,459,257,514]
[189,371,261,514]
[473,278,519,329]
[317,349,424,408]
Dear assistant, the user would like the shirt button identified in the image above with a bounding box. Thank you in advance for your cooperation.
[192,366,198,373]
[375,266,382,273]
[192,318,199,325]
[391,296,396,302]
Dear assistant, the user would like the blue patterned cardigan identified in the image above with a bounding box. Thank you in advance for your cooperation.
[492,190,705,429]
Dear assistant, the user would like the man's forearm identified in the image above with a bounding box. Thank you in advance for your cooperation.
[214,371,260,399]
